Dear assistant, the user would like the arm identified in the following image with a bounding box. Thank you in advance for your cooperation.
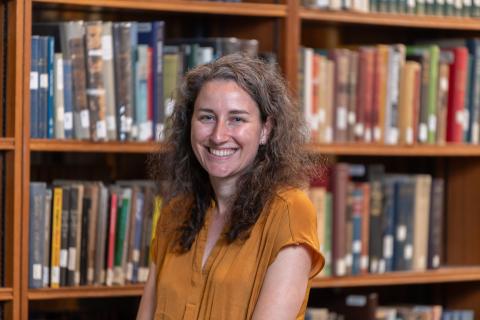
[136,263,158,320]
[252,244,313,320]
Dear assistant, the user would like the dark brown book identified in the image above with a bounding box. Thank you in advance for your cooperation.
[367,164,385,274]
[113,22,134,141]
[436,55,452,145]
[356,47,375,142]
[86,183,99,285]
[85,21,107,141]
[330,49,350,143]
[60,21,90,140]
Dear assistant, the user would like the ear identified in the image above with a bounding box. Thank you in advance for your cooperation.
[260,116,273,145]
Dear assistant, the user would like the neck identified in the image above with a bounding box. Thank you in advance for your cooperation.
[209,176,238,216]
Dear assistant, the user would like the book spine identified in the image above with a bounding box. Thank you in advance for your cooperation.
[368,165,385,274]
[67,186,78,286]
[102,22,117,141]
[95,184,109,284]
[50,187,63,288]
[38,37,49,139]
[43,188,52,287]
[63,60,74,139]
[333,163,349,276]
[85,21,107,141]
[106,191,118,286]
[427,46,440,144]
[30,36,40,139]
[351,185,363,275]
[87,184,99,285]
[47,37,55,139]
[381,177,396,273]
[80,192,90,285]
[428,179,444,269]
[393,177,415,271]
[59,186,70,286]
[54,53,65,139]
[446,47,468,143]
[29,182,47,288]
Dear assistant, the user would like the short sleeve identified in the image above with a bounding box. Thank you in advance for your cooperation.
[269,189,325,279]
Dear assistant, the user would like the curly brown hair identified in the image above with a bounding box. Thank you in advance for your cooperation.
[152,53,320,252]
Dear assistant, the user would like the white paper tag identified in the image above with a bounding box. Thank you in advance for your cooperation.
[102,35,113,61]
[337,106,347,130]
[336,259,346,276]
[126,263,133,281]
[30,72,39,90]
[428,114,437,131]
[133,249,140,262]
[361,256,369,270]
[404,244,413,260]
[407,0,416,7]
[378,259,386,274]
[40,73,48,89]
[68,248,76,271]
[383,235,393,258]
[345,254,353,267]
[80,109,90,128]
[64,112,73,130]
[472,123,479,144]
[51,266,60,284]
[440,77,449,91]
[389,128,399,145]
[60,249,68,267]
[353,240,362,253]
[156,123,165,141]
[33,264,43,280]
[96,120,107,139]
[364,128,372,142]
[107,115,116,131]
[397,225,407,241]
[355,123,364,138]
[125,116,133,132]
[433,255,440,268]
[43,267,50,285]
[419,123,428,142]
[348,111,356,125]
[139,122,152,141]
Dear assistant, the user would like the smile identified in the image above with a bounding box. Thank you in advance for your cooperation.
[208,147,237,157]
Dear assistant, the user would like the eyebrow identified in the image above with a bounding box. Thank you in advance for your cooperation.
[197,108,251,115]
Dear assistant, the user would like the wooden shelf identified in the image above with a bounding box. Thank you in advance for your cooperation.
[0,138,15,151]
[300,8,480,30]
[32,0,287,17]
[28,284,144,300]
[30,139,164,153]
[0,288,14,301]
[312,267,480,288]
[307,143,480,157]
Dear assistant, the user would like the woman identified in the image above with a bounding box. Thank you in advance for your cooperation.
[137,53,324,320]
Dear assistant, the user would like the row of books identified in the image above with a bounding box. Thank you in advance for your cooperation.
[309,163,444,277]
[300,40,480,145]
[302,0,480,18]
[30,20,259,141]
[28,180,161,289]
[306,293,474,320]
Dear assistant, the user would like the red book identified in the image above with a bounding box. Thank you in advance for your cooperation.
[445,47,468,143]
[332,163,349,276]
[106,190,118,286]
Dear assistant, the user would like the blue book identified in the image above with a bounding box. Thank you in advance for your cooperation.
[47,36,55,139]
[63,60,74,139]
[465,39,480,143]
[137,21,165,141]
[38,36,49,139]
[381,175,397,273]
[393,175,416,271]
[351,185,363,275]
[29,182,47,288]
[30,36,40,138]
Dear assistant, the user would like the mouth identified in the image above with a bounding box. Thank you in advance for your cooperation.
[207,147,237,158]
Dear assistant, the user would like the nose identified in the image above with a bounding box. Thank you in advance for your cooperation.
[210,120,229,144]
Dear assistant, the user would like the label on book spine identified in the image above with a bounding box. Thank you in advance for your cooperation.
[40,73,48,88]
[60,249,68,267]
[428,114,437,132]
[30,72,39,89]
[33,264,42,280]
[336,106,347,129]
[96,120,107,139]
[102,35,113,61]
[64,112,73,130]
[404,244,413,260]
[396,225,407,241]
[419,123,428,142]
[383,235,394,258]
[68,248,76,270]
[80,109,90,129]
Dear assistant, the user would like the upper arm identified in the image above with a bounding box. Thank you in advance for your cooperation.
[136,263,158,320]
[252,245,313,320]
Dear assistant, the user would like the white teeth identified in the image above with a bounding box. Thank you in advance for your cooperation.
[209,148,235,157]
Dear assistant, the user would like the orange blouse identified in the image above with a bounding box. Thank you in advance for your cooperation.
[151,188,324,319]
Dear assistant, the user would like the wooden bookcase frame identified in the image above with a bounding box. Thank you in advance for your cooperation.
[7,0,480,319]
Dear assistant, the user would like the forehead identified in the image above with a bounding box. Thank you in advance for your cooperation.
[194,80,259,112]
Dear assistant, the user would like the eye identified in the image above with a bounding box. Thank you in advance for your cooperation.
[199,114,215,122]
[231,116,245,123]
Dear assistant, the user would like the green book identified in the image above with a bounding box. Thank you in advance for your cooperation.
[322,192,333,277]
[113,187,132,285]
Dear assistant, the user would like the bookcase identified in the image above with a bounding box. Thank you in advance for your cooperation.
[7,0,480,319]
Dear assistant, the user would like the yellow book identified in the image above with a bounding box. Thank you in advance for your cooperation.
[50,187,63,288]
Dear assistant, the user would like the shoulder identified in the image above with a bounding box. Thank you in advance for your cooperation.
[157,195,193,231]
[270,187,316,227]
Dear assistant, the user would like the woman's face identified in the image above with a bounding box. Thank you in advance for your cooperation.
[191,80,270,183]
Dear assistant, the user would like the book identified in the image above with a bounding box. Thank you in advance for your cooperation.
[30,36,40,138]
[101,22,117,141]
[29,182,47,288]
[50,187,63,288]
